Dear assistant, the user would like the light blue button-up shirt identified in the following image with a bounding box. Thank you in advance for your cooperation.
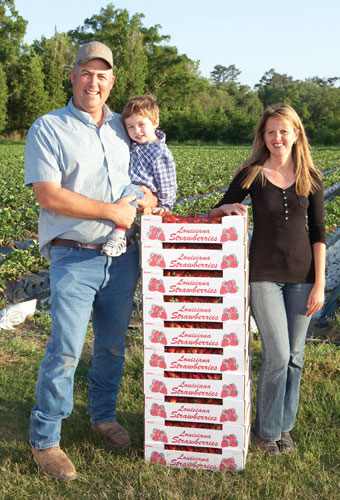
[25,99,131,260]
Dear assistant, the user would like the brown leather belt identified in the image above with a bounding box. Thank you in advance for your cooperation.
[51,238,131,250]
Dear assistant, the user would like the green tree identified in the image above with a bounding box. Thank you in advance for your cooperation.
[210,64,241,86]
[68,4,147,111]
[32,31,74,110]
[0,63,8,131]
[0,0,27,132]
[20,52,49,130]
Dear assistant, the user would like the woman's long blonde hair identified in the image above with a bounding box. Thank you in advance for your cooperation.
[236,104,322,196]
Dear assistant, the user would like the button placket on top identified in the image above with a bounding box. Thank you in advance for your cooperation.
[282,190,289,221]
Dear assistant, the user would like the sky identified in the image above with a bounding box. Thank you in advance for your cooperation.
[14,0,340,89]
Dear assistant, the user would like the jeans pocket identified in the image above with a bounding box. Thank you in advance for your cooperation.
[50,246,73,263]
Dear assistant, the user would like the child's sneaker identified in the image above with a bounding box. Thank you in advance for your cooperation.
[101,230,127,257]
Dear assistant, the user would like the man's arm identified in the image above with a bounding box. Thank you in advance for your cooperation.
[33,182,137,229]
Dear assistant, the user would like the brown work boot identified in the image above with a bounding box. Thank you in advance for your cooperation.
[91,421,131,448]
[32,446,77,481]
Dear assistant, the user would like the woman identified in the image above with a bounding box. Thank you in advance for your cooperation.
[210,104,326,456]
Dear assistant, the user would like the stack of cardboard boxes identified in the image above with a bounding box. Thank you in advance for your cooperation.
[141,215,250,471]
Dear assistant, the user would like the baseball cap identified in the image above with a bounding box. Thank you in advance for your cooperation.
[75,41,113,68]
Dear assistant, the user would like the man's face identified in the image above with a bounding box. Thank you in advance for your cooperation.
[70,59,114,120]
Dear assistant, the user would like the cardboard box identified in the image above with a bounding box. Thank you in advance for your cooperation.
[143,322,249,350]
[141,215,247,244]
[143,296,248,324]
[144,371,250,401]
[144,444,246,471]
[145,419,250,451]
[145,397,250,426]
[144,346,249,375]
[142,269,247,298]
[141,245,247,272]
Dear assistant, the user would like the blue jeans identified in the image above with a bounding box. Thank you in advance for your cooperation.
[121,184,144,208]
[250,282,313,441]
[30,242,139,449]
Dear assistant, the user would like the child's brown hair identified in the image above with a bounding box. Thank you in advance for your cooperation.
[122,93,159,123]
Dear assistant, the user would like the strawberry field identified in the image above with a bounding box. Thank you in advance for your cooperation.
[0,142,340,298]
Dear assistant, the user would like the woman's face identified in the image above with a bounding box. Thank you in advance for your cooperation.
[263,117,299,159]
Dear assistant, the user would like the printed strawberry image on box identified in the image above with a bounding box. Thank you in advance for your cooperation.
[145,419,249,451]
[145,443,246,471]
[142,270,247,298]
[143,296,247,324]
[141,246,247,272]
[144,371,250,401]
[141,215,247,245]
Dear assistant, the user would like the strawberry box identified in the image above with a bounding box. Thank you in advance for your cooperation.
[145,419,250,452]
[145,395,250,426]
[143,296,247,324]
[145,443,246,471]
[142,269,247,297]
[144,322,248,350]
[141,245,247,272]
[141,215,247,245]
[144,371,251,402]
[144,346,249,375]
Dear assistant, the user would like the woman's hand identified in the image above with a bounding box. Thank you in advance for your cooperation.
[210,203,247,217]
[306,283,325,316]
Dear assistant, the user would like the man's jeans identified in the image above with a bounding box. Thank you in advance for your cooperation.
[250,281,313,441]
[30,242,139,449]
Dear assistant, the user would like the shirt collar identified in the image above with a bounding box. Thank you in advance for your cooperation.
[67,98,114,127]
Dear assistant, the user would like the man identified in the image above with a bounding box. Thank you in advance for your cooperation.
[24,41,156,481]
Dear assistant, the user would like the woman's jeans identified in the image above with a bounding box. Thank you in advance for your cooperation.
[30,242,139,449]
[250,282,313,441]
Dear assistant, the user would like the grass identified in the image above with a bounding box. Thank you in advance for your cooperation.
[0,311,339,500]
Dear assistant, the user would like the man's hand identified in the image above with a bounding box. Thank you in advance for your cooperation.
[137,185,158,212]
[111,195,137,228]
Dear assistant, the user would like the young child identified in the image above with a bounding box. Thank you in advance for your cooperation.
[101,94,177,257]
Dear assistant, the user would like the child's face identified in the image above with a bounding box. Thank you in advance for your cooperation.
[124,114,159,144]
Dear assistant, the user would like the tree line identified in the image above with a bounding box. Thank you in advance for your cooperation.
[1,0,340,144]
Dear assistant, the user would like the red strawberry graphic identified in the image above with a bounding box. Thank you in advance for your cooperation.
[220,360,228,372]
[228,254,238,268]
[158,454,166,465]
[150,403,160,416]
[157,356,167,369]
[160,384,167,394]
[221,309,231,321]
[157,230,165,241]
[229,384,239,397]
[150,451,160,463]
[159,334,167,345]
[220,385,230,398]
[160,431,168,443]
[150,379,161,393]
[220,458,236,471]
[158,405,167,418]
[150,353,160,367]
[156,280,165,293]
[159,308,167,319]
[229,307,239,320]
[227,333,239,346]
[151,428,162,441]
[148,226,159,240]
[221,334,230,347]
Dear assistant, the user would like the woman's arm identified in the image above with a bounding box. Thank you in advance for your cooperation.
[210,203,247,217]
[306,241,326,316]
